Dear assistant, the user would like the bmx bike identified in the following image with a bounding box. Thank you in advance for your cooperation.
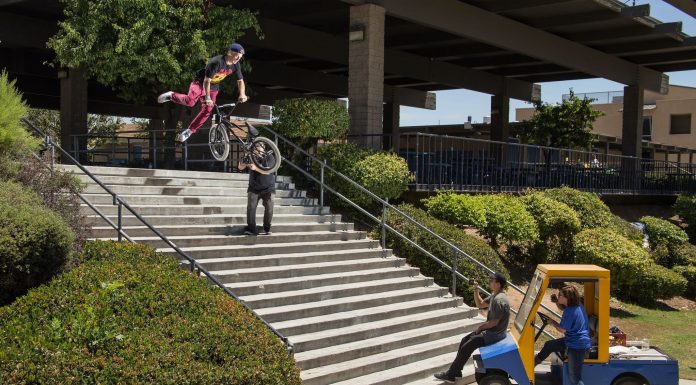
[208,103,281,175]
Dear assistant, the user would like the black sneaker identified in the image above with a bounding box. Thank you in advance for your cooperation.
[243,229,257,236]
[262,229,272,235]
[433,371,456,383]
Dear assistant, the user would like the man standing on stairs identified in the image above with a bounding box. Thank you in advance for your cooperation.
[434,271,510,383]
[239,148,275,236]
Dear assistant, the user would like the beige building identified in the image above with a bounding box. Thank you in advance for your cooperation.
[516,85,696,164]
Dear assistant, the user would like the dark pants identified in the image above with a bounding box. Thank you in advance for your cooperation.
[447,332,486,376]
[170,81,219,133]
[247,192,273,233]
[566,348,587,385]
[535,337,566,364]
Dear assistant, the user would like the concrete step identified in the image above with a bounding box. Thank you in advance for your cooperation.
[81,204,329,216]
[83,184,304,196]
[337,355,476,385]
[289,305,476,353]
[274,296,464,338]
[159,239,379,259]
[98,231,366,249]
[242,276,434,309]
[89,222,354,238]
[209,254,399,286]
[226,266,421,296]
[86,213,342,227]
[189,247,388,271]
[295,316,482,370]
[300,333,473,385]
[60,165,293,183]
[256,284,441,323]
[75,174,293,189]
[81,193,317,206]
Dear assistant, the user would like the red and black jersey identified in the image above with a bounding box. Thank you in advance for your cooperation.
[194,55,243,90]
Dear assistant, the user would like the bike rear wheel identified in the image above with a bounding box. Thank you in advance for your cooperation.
[250,136,281,175]
[209,123,230,161]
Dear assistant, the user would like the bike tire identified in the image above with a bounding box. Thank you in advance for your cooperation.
[209,123,230,161]
[250,136,281,175]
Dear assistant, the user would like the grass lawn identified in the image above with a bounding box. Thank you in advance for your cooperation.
[610,298,696,380]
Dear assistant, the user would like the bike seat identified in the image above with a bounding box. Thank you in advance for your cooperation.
[246,122,259,137]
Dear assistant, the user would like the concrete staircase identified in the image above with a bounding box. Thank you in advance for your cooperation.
[65,165,482,385]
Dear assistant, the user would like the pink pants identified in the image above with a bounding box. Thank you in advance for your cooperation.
[170,81,219,133]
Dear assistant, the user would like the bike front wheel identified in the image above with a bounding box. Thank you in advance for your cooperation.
[250,136,281,175]
[209,123,230,161]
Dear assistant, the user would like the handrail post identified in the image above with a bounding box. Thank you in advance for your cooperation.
[184,140,189,171]
[117,201,123,242]
[320,160,326,208]
[451,247,458,297]
[381,198,388,249]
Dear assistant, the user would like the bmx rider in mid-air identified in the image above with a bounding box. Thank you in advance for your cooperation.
[158,43,248,143]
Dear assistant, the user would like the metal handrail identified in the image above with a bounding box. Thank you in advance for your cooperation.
[22,118,294,354]
[262,125,561,337]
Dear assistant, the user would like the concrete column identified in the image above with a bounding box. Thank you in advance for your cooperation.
[490,87,510,143]
[621,84,644,159]
[383,101,400,152]
[60,67,88,160]
[348,4,385,149]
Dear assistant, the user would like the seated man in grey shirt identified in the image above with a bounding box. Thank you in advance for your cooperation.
[434,271,510,383]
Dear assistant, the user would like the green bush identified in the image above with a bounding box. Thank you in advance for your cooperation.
[674,194,696,241]
[543,187,613,229]
[478,194,538,248]
[0,70,41,159]
[521,192,581,263]
[272,98,350,148]
[383,204,508,299]
[314,142,374,209]
[423,191,487,229]
[0,241,301,384]
[609,215,645,248]
[574,229,687,304]
[673,265,696,299]
[640,216,689,250]
[671,242,696,266]
[352,152,412,205]
[0,181,75,305]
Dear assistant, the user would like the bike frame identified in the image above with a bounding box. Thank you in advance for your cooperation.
[213,103,255,151]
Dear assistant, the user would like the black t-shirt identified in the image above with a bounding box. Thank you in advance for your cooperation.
[194,55,243,90]
[248,168,276,196]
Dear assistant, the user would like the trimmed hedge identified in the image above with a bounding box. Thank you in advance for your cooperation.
[352,152,412,205]
[0,241,301,384]
[0,181,75,305]
[543,187,613,229]
[674,194,696,241]
[478,194,538,248]
[383,204,508,299]
[640,216,689,250]
[423,191,487,229]
[673,265,696,300]
[272,98,350,146]
[521,192,581,263]
[574,229,687,304]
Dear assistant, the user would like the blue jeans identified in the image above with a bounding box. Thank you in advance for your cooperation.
[566,348,587,385]
[535,337,566,364]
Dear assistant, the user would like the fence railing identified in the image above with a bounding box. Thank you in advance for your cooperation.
[349,132,696,195]
[24,118,294,354]
[261,125,561,338]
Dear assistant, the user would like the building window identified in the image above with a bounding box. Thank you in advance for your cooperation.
[642,117,652,141]
[670,114,691,134]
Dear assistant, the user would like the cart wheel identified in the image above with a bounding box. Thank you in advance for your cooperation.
[612,375,648,385]
[477,373,511,385]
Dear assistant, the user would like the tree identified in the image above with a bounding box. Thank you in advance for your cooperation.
[47,0,261,104]
[0,70,41,161]
[519,91,603,150]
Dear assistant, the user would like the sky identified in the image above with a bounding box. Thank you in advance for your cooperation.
[400,0,696,126]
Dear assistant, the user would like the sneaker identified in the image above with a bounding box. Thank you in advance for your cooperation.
[176,128,193,142]
[262,230,272,235]
[243,229,257,236]
[157,91,173,103]
[433,371,456,383]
